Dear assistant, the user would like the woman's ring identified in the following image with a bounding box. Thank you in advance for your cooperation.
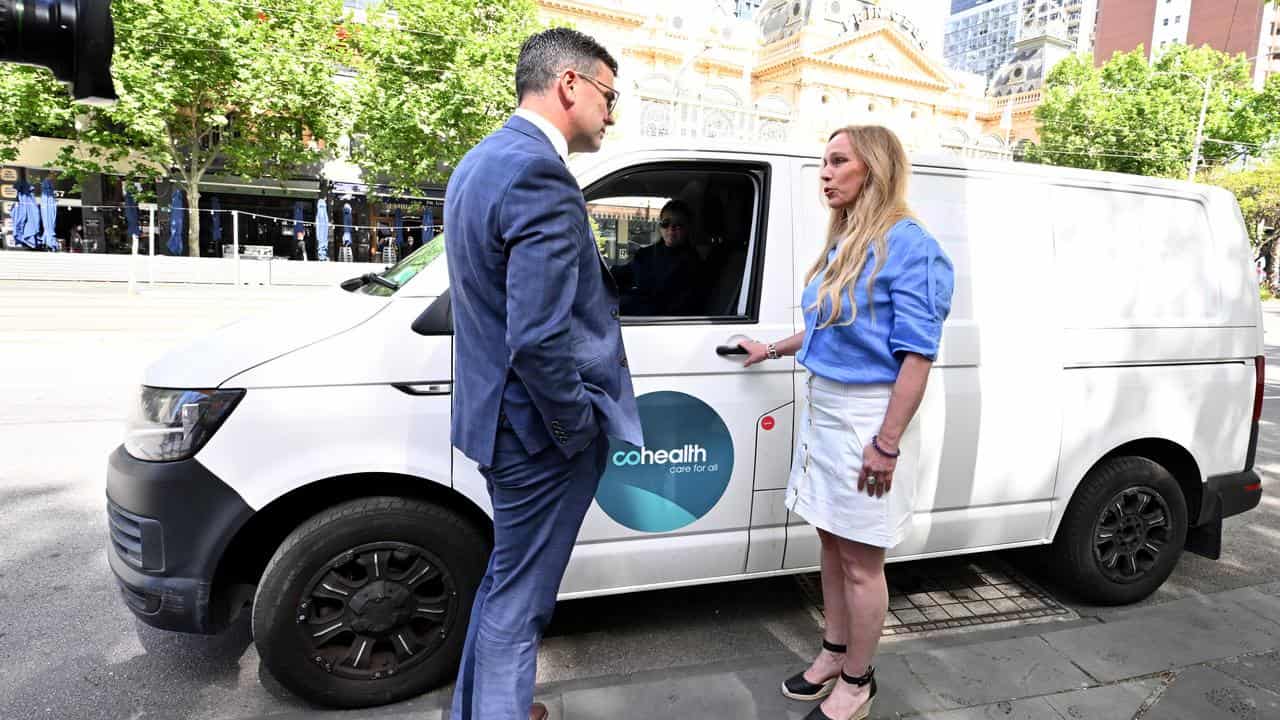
[868,474,878,484]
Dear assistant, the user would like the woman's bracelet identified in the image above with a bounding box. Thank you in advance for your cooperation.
[871,435,900,458]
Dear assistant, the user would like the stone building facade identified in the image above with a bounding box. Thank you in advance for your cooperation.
[537,0,1044,160]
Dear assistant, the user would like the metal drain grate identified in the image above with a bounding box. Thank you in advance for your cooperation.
[795,555,1071,637]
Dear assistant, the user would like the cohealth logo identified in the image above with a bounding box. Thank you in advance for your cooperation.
[596,391,734,533]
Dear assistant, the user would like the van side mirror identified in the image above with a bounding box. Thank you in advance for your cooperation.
[412,290,453,336]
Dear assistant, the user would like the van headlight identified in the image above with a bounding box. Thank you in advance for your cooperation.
[124,387,245,462]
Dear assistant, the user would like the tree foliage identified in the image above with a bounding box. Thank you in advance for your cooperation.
[348,0,541,192]
[1028,45,1280,178]
[1206,160,1280,286]
[0,66,77,163]
[48,0,353,255]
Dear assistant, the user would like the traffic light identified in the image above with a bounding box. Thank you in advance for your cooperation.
[0,0,116,105]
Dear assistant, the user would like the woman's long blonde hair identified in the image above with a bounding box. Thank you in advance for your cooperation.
[805,125,914,329]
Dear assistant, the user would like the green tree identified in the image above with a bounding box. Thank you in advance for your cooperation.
[1028,45,1279,178]
[1207,161,1280,285]
[51,0,353,256]
[0,66,77,163]
[349,0,540,192]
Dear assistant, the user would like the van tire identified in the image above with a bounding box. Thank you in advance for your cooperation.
[251,497,489,708]
[1051,457,1187,605]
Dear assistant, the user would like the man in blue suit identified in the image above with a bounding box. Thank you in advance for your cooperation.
[444,28,643,720]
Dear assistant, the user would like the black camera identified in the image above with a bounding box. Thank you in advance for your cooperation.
[0,0,116,105]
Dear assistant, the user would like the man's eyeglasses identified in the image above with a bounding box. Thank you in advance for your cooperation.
[574,71,619,115]
[659,219,686,229]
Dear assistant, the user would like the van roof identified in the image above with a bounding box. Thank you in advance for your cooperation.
[574,139,1216,197]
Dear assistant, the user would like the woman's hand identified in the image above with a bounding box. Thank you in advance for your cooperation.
[858,440,898,498]
[739,339,771,368]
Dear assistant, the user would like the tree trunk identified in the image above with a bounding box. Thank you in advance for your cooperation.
[1264,235,1274,292]
[187,179,201,258]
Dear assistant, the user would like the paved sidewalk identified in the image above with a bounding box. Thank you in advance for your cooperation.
[264,581,1280,719]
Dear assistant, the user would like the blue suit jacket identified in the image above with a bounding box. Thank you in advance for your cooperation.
[445,115,644,466]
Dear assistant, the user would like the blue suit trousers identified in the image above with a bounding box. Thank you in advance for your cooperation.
[450,423,609,720]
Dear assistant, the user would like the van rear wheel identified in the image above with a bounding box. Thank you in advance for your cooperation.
[251,497,489,708]
[1050,457,1187,605]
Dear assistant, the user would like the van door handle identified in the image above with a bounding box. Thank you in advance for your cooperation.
[715,334,752,356]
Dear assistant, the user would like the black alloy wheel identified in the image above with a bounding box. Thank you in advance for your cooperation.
[297,542,457,681]
[1091,486,1174,584]
[1050,456,1187,605]
[253,497,489,708]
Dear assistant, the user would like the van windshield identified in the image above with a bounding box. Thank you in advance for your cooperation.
[356,236,445,296]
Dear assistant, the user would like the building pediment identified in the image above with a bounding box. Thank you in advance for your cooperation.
[813,26,954,89]
[755,25,954,91]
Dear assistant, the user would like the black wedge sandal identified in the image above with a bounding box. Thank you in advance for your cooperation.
[801,666,877,720]
[781,639,847,701]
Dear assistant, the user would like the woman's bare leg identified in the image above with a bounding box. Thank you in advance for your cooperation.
[818,538,886,718]
[801,528,848,683]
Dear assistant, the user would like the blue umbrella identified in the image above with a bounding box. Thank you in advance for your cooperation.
[341,203,353,246]
[422,206,435,244]
[394,208,404,254]
[293,201,305,237]
[40,178,58,251]
[209,196,222,246]
[12,182,40,249]
[125,192,140,239]
[167,187,185,256]
[315,199,329,261]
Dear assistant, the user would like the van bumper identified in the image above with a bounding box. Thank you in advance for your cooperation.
[1185,469,1263,560]
[105,446,254,634]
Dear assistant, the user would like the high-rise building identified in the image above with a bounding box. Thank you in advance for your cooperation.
[1019,0,1098,55]
[733,0,764,20]
[945,0,1020,81]
[1093,0,1276,86]
[945,0,1095,82]
[1260,3,1280,86]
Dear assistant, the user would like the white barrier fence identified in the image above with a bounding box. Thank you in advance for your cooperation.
[0,252,390,288]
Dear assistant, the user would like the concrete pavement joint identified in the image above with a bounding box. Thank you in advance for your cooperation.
[1041,631,1103,684]
[1131,671,1177,719]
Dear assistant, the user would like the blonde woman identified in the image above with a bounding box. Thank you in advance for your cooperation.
[740,125,954,720]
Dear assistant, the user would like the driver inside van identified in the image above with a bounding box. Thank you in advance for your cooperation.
[615,199,705,316]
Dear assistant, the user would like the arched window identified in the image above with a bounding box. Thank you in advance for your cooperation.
[640,101,673,138]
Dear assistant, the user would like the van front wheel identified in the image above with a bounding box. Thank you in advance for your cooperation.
[1051,457,1187,605]
[251,497,489,708]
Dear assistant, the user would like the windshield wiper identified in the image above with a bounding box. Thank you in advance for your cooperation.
[364,273,400,290]
[341,273,401,292]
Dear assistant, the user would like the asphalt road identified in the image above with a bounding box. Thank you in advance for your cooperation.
[1,281,1278,719]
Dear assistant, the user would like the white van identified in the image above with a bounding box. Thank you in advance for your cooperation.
[106,145,1265,708]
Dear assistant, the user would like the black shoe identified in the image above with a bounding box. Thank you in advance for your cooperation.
[780,640,846,701]
[801,666,877,720]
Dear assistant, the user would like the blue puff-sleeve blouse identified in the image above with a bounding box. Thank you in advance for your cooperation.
[797,218,954,385]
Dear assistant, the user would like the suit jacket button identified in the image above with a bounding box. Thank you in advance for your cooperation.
[620,357,628,368]
[610,307,619,319]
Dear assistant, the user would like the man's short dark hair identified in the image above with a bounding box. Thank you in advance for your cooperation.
[661,199,693,221]
[515,27,619,101]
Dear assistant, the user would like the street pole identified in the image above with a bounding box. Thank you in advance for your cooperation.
[147,207,155,284]
[128,232,137,296]
[232,210,240,287]
[1188,75,1212,183]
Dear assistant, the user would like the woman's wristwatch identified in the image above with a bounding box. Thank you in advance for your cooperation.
[766,343,779,360]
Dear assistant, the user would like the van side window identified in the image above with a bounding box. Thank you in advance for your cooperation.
[586,165,765,322]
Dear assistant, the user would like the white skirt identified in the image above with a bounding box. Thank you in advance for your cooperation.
[785,373,916,549]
